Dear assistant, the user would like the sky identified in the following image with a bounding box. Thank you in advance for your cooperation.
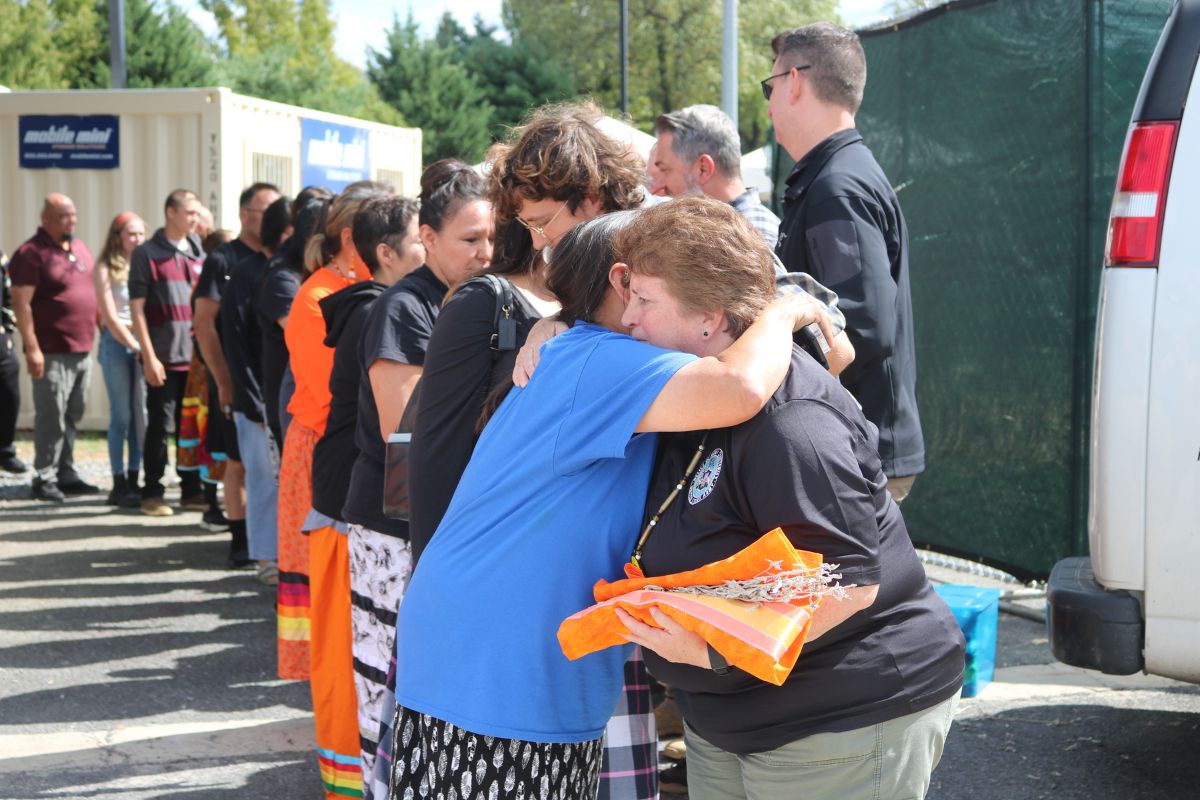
[180,1,897,71]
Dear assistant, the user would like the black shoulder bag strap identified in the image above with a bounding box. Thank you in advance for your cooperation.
[482,273,517,357]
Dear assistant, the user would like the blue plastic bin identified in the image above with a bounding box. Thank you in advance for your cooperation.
[933,584,1000,698]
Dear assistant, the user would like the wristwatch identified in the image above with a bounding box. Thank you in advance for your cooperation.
[708,645,731,675]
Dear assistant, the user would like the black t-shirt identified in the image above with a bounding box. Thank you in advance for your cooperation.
[776,128,925,478]
[194,238,255,322]
[220,251,268,421]
[408,277,543,561]
[255,260,303,440]
[640,345,963,755]
[342,266,447,537]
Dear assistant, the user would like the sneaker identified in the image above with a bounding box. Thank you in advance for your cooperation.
[106,475,129,506]
[179,493,208,511]
[0,454,28,474]
[226,550,255,569]
[662,738,687,761]
[659,761,688,793]
[59,478,100,496]
[31,479,66,503]
[141,497,174,517]
[117,489,143,509]
[199,509,230,532]
[117,472,143,509]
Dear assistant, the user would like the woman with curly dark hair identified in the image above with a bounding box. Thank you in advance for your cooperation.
[400,103,653,800]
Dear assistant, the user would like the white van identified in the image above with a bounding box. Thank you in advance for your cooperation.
[1046,0,1200,683]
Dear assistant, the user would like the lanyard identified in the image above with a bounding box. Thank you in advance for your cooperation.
[630,431,709,573]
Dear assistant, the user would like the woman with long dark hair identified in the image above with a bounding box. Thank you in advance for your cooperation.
[398,105,657,800]
[387,209,822,800]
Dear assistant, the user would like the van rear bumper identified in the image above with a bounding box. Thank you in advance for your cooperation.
[1047,557,1144,675]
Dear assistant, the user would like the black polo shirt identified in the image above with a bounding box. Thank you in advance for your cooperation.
[776,128,925,478]
[255,258,303,442]
[221,251,269,421]
[639,345,963,755]
[194,238,254,319]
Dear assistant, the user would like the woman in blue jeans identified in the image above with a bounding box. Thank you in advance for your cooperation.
[94,211,148,507]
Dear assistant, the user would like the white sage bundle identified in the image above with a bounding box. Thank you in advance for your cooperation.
[642,560,851,608]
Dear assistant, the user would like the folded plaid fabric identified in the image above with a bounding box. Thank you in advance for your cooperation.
[558,529,827,686]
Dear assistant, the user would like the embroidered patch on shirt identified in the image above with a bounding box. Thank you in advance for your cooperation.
[689,448,724,505]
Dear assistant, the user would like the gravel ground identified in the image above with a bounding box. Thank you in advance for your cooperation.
[0,434,180,504]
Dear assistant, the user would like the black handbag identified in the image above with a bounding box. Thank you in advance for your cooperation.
[381,275,517,519]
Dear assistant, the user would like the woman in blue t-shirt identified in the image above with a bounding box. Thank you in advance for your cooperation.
[387,209,825,800]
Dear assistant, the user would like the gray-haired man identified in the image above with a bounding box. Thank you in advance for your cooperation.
[653,104,781,248]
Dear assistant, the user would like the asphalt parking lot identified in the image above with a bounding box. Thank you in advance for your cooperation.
[1,460,1198,800]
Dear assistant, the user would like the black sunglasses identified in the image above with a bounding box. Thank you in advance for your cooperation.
[761,64,812,100]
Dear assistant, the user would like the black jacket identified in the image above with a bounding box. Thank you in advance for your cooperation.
[776,128,925,478]
[310,280,386,520]
[0,250,14,334]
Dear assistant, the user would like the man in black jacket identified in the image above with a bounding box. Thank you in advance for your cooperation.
[767,22,925,500]
[0,249,25,474]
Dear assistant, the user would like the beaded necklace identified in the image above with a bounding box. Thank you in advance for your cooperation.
[630,431,710,572]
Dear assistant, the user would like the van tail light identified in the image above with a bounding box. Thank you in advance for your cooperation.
[1105,121,1179,268]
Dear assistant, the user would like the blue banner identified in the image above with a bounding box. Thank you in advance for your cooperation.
[19,115,120,169]
[300,118,371,192]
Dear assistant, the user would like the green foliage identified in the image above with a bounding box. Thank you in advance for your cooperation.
[435,13,576,139]
[205,0,401,125]
[0,0,398,125]
[83,0,220,88]
[0,0,102,89]
[502,0,838,151]
[367,14,494,163]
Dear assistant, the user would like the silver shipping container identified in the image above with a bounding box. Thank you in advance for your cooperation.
[0,87,422,430]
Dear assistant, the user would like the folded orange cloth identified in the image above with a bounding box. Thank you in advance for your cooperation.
[558,529,824,686]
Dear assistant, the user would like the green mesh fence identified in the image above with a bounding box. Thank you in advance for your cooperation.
[773,0,1170,579]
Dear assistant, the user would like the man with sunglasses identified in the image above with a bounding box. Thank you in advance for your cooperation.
[9,193,100,501]
[765,21,925,503]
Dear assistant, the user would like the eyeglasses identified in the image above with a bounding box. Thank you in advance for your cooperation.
[515,202,568,239]
[761,64,811,101]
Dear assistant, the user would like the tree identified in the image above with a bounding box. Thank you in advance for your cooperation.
[82,0,219,88]
[502,0,837,151]
[434,13,576,139]
[204,0,402,124]
[887,0,935,14]
[368,14,494,163]
[0,0,102,89]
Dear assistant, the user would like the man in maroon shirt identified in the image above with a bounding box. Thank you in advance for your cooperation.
[9,193,100,502]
